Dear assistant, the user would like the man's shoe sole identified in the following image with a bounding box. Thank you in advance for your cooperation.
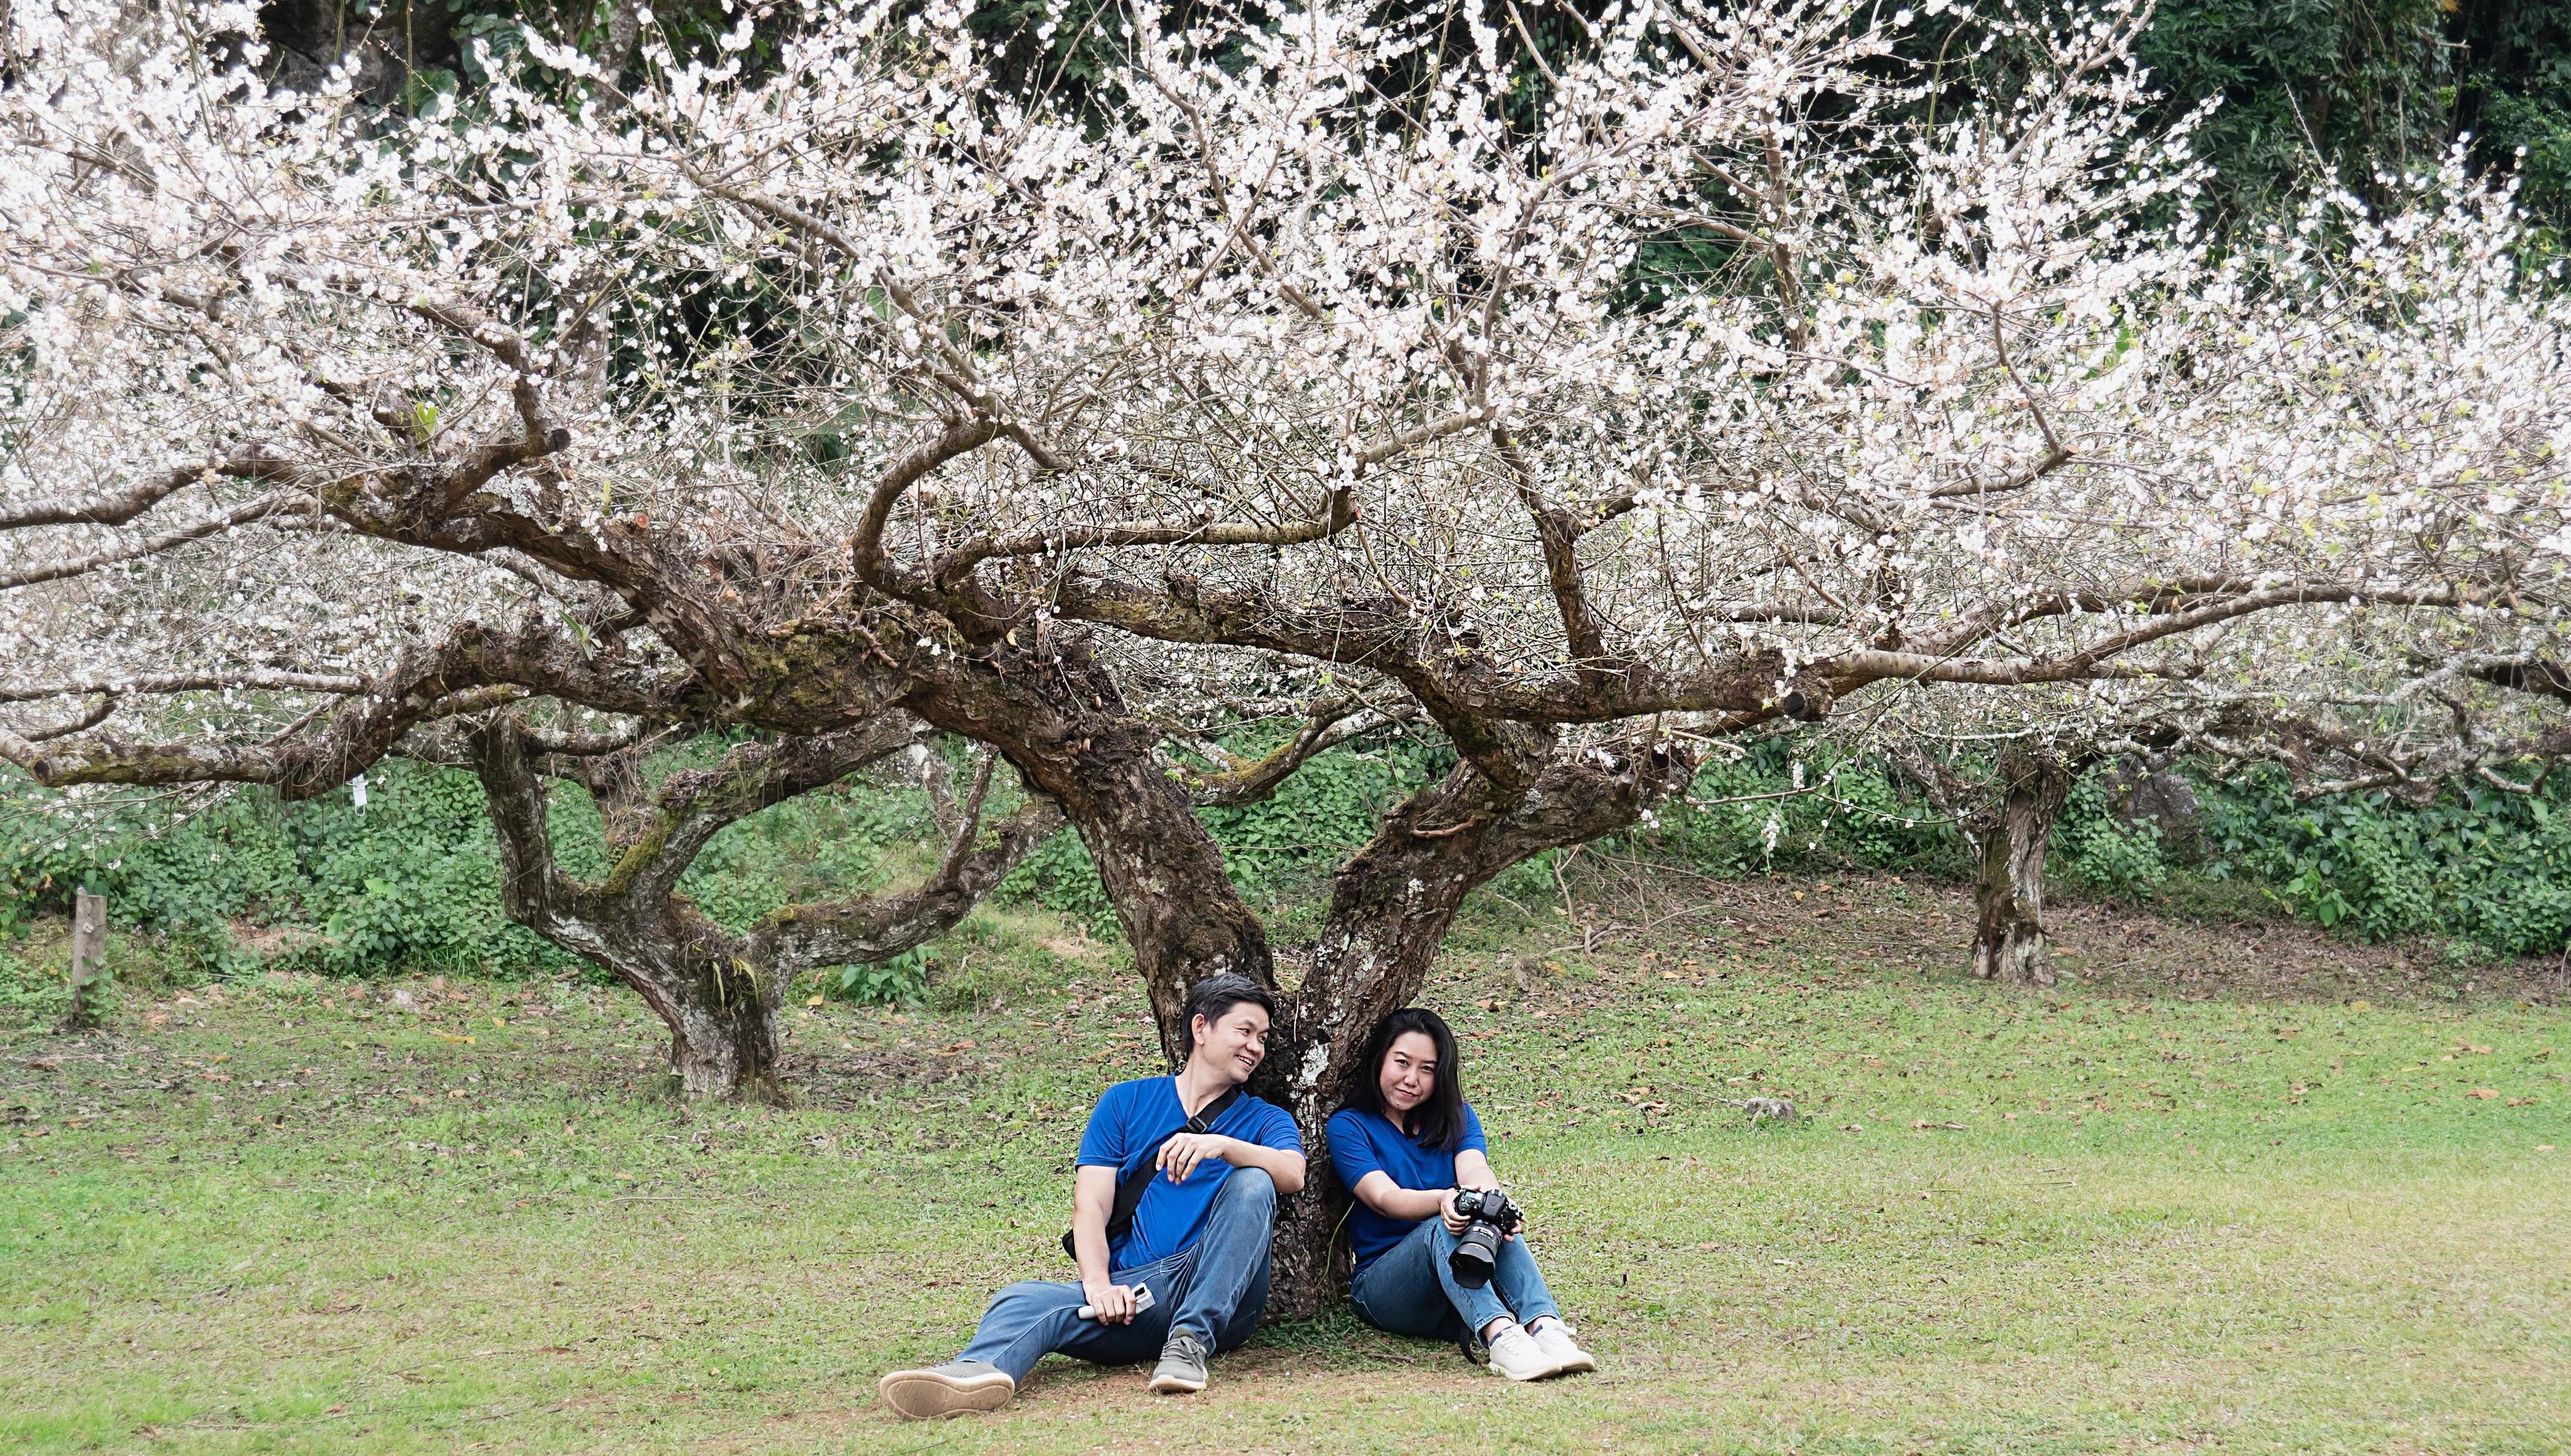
[1147,1367,1208,1395]
[878,1368,1014,1418]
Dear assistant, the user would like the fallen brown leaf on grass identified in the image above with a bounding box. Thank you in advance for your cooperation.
[2466,1089,2500,1099]
[1912,1119,1968,1131]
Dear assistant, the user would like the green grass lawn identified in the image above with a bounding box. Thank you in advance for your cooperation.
[1,880,2565,1453]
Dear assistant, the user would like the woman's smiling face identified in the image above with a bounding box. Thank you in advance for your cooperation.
[1377,1030,1439,1117]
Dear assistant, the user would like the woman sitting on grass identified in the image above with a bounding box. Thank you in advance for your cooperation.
[1328,1007,1595,1382]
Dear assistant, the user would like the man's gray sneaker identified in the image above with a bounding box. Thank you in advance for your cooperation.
[1147,1328,1210,1394]
[878,1360,1015,1419]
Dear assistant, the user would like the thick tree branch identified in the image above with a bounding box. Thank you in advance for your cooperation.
[0,448,320,533]
[0,490,322,591]
[16,695,119,743]
[1493,422,1609,667]
[2473,657,2571,705]
[748,796,1063,972]
[934,486,1358,592]
[1185,701,1413,808]
[4,624,693,794]
[600,714,935,904]
[852,416,1003,604]
[0,670,366,706]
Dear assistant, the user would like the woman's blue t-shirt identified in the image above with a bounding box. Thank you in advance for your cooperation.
[1075,1077,1303,1269]
[1326,1103,1488,1273]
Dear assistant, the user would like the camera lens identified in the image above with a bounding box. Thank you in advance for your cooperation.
[1448,1220,1503,1288]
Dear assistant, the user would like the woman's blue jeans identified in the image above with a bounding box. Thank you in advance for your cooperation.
[1348,1216,1560,1343]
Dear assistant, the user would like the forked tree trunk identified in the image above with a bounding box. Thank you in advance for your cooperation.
[1972,747,2072,987]
[1256,746,1691,1317]
[914,648,1692,1316]
[910,655,1275,1065]
[470,713,1053,1101]
[1063,747,1275,1065]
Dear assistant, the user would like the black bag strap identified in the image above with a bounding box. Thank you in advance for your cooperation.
[1062,1085,1245,1261]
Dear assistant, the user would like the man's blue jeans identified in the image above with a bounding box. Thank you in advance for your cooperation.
[1349,1217,1560,1343]
[956,1166,1277,1385]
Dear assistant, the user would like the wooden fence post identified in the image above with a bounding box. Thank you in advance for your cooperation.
[65,888,106,1030]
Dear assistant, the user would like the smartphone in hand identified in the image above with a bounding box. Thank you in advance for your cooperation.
[1077,1284,1157,1321]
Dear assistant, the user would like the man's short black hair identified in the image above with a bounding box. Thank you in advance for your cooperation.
[1181,974,1277,1058]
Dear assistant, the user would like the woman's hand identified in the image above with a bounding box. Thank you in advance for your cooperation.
[1155,1131,1233,1184]
[1082,1278,1139,1325]
[1439,1188,1472,1235]
[1452,1148,1515,1235]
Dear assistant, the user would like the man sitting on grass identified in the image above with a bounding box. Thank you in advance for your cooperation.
[878,974,1307,1417]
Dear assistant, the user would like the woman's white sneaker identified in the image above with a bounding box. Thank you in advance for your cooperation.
[1528,1319,1596,1374]
[1485,1323,1560,1382]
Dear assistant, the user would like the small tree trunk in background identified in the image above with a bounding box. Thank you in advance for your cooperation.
[1973,747,2072,987]
[603,1,645,75]
[642,950,790,1102]
[673,995,782,1099]
[62,888,106,1030]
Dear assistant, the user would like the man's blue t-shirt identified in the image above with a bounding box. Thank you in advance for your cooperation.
[1076,1077,1303,1269]
[1326,1103,1488,1273]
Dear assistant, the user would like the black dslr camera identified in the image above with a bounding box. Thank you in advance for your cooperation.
[1447,1187,1523,1289]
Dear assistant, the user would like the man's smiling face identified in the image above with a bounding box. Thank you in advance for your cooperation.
[1193,1002,1271,1085]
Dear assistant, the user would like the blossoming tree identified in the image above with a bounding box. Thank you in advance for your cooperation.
[6,0,2567,1303]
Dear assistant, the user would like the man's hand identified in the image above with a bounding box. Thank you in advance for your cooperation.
[1082,1278,1139,1325]
[1439,1188,1471,1235]
[1154,1131,1233,1184]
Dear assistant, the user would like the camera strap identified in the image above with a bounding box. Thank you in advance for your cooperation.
[1062,1085,1244,1261]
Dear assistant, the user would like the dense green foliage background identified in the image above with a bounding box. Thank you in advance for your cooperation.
[8,729,2570,991]
[0,752,949,989]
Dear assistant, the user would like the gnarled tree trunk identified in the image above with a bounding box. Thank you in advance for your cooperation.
[470,712,1057,1099]
[1971,745,2074,987]
[907,648,1274,1067]
[904,620,1719,1314]
[1254,741,1696,1316]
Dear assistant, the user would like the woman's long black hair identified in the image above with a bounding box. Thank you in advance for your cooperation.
[1341,1007,1468,1151]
